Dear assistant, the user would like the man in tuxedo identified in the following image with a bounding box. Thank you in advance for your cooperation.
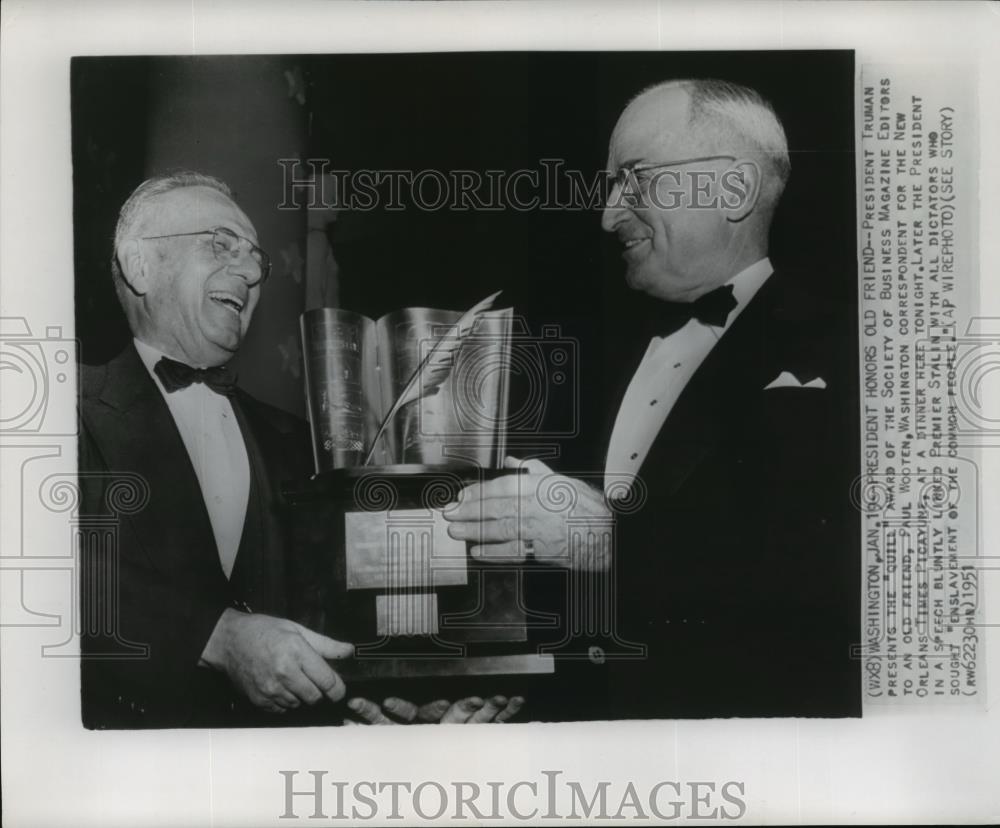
[445,79,860,718]
[78,172,356,728]
[80,172,524,728]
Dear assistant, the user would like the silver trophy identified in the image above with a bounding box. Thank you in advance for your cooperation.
[290,295,553,680]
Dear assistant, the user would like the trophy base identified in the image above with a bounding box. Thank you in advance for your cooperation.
[334,653,554,681]
[285,464,552,684]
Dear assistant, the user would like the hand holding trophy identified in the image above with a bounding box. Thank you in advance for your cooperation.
[286,292,553,724]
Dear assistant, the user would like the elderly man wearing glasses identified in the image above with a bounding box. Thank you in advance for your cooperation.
[78,172,353,728]
[445,79,859,719]
[79,173,521,728]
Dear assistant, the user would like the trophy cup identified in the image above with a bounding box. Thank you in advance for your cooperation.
[284,294,554,683]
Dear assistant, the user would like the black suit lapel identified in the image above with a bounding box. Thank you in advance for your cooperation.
[82,345,229,589]
[227,392,289,614]
[632,273,780,496]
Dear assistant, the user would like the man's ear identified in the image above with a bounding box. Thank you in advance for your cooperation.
[116,239,151,296]
[722,159,762,223]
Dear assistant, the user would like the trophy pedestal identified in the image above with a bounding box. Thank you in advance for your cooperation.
[335,654,554,682]
[284,464,554,683]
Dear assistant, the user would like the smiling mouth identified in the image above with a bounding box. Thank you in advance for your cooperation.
[621,238,650,258]
[208,291,246,316]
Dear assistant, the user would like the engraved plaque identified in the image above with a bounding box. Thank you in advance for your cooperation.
[283,465,553,680]
[344,508,468,590]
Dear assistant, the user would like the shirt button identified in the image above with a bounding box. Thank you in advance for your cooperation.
[588,646,606,665]
[630,453,638,460]
[649,399,657,406]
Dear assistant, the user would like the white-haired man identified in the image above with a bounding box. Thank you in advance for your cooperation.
[78,172,356,727]
[79,173,523,727]
[445,80,859,718]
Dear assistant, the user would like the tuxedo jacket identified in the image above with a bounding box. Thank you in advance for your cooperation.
[78,344,318,728]
[600,270,861,719]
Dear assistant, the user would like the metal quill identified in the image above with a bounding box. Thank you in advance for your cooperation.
[363,290,502,465]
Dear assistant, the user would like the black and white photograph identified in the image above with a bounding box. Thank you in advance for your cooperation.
[2,2,998,826]
[72,50,860,728]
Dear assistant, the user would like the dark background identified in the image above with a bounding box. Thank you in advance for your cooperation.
[72,51,856,471]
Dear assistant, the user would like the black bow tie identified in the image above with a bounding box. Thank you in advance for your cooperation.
[154,356,237,396]
[654,284,738,337]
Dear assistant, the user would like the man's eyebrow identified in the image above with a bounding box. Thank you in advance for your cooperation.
[218,222,257,239]
[617,158,644,170]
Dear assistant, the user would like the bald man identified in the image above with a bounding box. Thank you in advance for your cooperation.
[446,80,859,718]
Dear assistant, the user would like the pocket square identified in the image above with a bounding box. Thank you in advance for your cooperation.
[763,371,827,390]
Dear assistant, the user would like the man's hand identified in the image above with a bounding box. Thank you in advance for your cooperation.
[346,695,525,724]
[443,457,612,571]
[200,609,353,713]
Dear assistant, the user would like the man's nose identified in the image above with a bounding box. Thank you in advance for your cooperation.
[227,246,264,286]
[601,186,628,233]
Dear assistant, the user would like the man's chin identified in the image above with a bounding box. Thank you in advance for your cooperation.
[623,267,645,291]
[624,266,660,296]
[198,334,241,367]
[624,262,697,302]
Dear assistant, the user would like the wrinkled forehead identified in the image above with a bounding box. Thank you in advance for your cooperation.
[608,86,696,166]
[141,186,257,242]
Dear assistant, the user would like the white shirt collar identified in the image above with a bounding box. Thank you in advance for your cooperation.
[133,337,174,394]
[133,337,233,396]
[648,257,773,344]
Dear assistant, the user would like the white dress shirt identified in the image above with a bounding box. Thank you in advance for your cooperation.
[604,258,773,497]
[134,338,250,579]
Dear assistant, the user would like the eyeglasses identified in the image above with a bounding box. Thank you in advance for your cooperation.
[141,227,272,284]
[607,155,736,207]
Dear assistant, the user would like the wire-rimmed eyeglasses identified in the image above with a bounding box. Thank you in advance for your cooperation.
[607,155,737,206]
[141,226,272,284]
